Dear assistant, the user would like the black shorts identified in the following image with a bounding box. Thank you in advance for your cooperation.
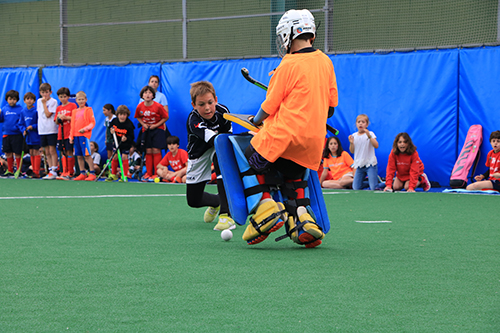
[57,138,73,153]
[491,180,500,191]
[40,134,57,147]
[245,143,306,180]
[2,134,24,155]
[27,144,41,150]
[106,142,114,151]
[145,128,166,150]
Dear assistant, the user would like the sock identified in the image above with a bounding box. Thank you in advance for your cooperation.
[33,155,41,176]
[286,179,305,200]
[257,174,271,200]
[61,156,67,174]
[112,158,119,175]
[67,156,75,176]
[123,159,130,176]
[15,156,22,173]
[7,157,14,173]
[153,153,162,175]
[50,166,58,175]
[89,170,95,175]
[146,154,153,176]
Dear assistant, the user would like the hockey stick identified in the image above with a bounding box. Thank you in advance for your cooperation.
[58,122,66,176]
[95,138,122,181]
[14,135,27,179]
[113,132,127,182]
[240,67,339,136]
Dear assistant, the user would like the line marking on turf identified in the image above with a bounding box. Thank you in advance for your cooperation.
[356,220,392,223]
[0,194,185,200]
[322,192,350,195]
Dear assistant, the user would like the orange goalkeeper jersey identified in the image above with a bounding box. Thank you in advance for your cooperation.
[251,49,338,170]
[70,107,95,140]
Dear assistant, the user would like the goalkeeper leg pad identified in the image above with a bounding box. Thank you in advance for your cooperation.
[242,200,287,245]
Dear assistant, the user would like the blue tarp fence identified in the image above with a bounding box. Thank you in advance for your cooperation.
[1,46,499,186]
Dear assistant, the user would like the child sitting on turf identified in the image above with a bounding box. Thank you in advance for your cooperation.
[55,87,77,180]
[102,104,116,162]
[186,81,234,231]
[466,130,500,191]
[320,137,354,189]
[135,85,169,180]
[37,83,59,179]
[0,90,24,177]
[106,105,135,181]
[18,92,41,178]
[348,114,379,190]
[383,132,431,192]
[90,141,101,175]
[69,91,96,181]
[157,135,188,183]
[128,142,142,179]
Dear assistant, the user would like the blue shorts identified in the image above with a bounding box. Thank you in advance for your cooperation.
[27,144,41,150]
[40,134,57,147]
[491,179,500,191]
[106,142,114,152]
[74,136,91,156]
[2,134,24,155]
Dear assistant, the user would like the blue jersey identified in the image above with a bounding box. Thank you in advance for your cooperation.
[0,104,23,135]
[18,106,40,145]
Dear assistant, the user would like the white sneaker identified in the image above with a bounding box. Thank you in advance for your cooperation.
[42,172,57,180]
[213,214,236,231]
[204,205,220,223]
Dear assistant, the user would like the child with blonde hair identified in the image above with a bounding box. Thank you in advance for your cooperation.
[348,114,379,190]
[69,91,96,181]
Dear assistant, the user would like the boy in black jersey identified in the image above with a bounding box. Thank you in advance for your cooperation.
[186,81,234,231]
[106,105,135,181]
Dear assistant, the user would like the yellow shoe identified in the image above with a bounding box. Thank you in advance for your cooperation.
[204,205,220,223]
[213,214,236,231]
[242,199,285,245]
[296,206,324,248]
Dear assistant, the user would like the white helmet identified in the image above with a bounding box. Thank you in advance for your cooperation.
[276,9,316,57]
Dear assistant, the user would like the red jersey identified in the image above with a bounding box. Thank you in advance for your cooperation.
[135,101,168,132]
[486,150,500,181]
[159,149,188,171]
[386,150,424,190]
[55,102,77,139]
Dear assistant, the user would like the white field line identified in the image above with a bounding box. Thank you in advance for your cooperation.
[322,192,350,195]
[356,220,392,223]
[0,194,185,200]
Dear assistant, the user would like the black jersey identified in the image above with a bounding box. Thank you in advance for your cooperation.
[186,103,232,159]
[110,117,136,150]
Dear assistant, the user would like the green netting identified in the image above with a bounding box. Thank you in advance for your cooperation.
[0,0,498,67]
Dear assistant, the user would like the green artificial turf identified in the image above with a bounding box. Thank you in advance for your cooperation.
[0,179,498,332]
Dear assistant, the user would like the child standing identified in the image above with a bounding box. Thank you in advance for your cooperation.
[18,92,41,178]
[320,137,354,189]
[69,91,96,181]
[348,114,379,190]
[384,132,431,192]
[37,83,59,179]
[102,104,116,162]
[186,81,234,231]
[106,105,135,181]
[242,9,338,247]
[0,90,24,177]
[55,87,77,180]
[135,85,169,180]
[157,135,188,183]
[466,130,500,191]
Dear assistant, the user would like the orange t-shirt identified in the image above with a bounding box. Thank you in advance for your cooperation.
[70,107,95,140]
[251,50,338,170]
[323,151,354,180]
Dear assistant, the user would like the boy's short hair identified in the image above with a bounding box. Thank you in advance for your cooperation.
[91,141,99,151]
[40,83,52,92]
[76,91,87,99]
[140,85,156,99]
[190,81,215,104]
[5,90,20,102]
[116,105,131,117]
[24,92,36,101]
[103,103,115,114]
[490,130,500,141]
[166,135,180,145]
[57,87,70,96]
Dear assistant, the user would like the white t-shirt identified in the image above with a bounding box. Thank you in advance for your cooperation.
[37,98,58,135]
[351,131,378,168]
[91,152,101,165]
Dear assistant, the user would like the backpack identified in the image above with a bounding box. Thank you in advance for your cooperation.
[450,124,482,188]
